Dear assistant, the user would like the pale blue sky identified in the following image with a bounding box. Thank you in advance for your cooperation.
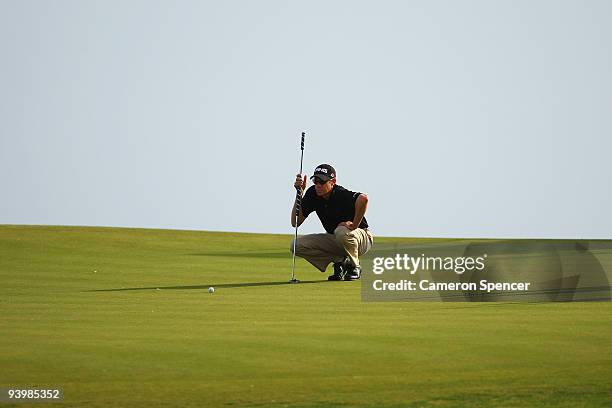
[1,0,610,238]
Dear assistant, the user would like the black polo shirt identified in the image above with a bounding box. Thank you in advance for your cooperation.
[301,184,369,234]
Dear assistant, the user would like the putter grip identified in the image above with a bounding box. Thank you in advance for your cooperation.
[294,190,301,219]
[301,132,305,150]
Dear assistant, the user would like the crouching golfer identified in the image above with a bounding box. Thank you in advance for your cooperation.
[290,164,374,280]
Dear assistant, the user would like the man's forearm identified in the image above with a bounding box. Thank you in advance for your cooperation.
[291,197,303,227]
[290,200,298,227]
[351,194,368,228]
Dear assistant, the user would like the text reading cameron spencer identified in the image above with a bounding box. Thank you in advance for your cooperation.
[370,253,531,293]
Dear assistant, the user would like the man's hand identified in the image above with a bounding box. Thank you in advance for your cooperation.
[338,194,368,231]
[291,175,307,228]
[294,174,307,192]
[338,221,356,230]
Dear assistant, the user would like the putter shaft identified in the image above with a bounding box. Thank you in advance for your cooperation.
[291,132,306,282]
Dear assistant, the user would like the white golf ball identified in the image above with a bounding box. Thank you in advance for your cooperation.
[208,287,215,294]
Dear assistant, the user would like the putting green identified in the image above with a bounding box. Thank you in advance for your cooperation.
[1,225,611,407]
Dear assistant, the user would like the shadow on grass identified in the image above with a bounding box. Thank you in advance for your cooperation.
[186,251,288,258]
[87,279,330,292]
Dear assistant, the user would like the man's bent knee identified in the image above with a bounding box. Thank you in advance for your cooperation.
[334,226,354,245]
[290,238,308,256]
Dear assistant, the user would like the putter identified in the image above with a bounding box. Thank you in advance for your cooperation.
[290,132,306,284]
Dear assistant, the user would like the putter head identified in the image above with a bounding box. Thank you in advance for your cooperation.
[289,278,300,284]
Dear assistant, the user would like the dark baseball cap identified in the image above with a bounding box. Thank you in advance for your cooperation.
[311,164,336,181]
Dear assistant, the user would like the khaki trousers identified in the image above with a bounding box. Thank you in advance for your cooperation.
[290,226,374,272]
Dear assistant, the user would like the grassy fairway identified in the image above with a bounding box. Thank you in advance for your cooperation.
[1,225,611,407]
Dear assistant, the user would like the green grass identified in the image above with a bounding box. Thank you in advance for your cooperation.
[0,225,611,407]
